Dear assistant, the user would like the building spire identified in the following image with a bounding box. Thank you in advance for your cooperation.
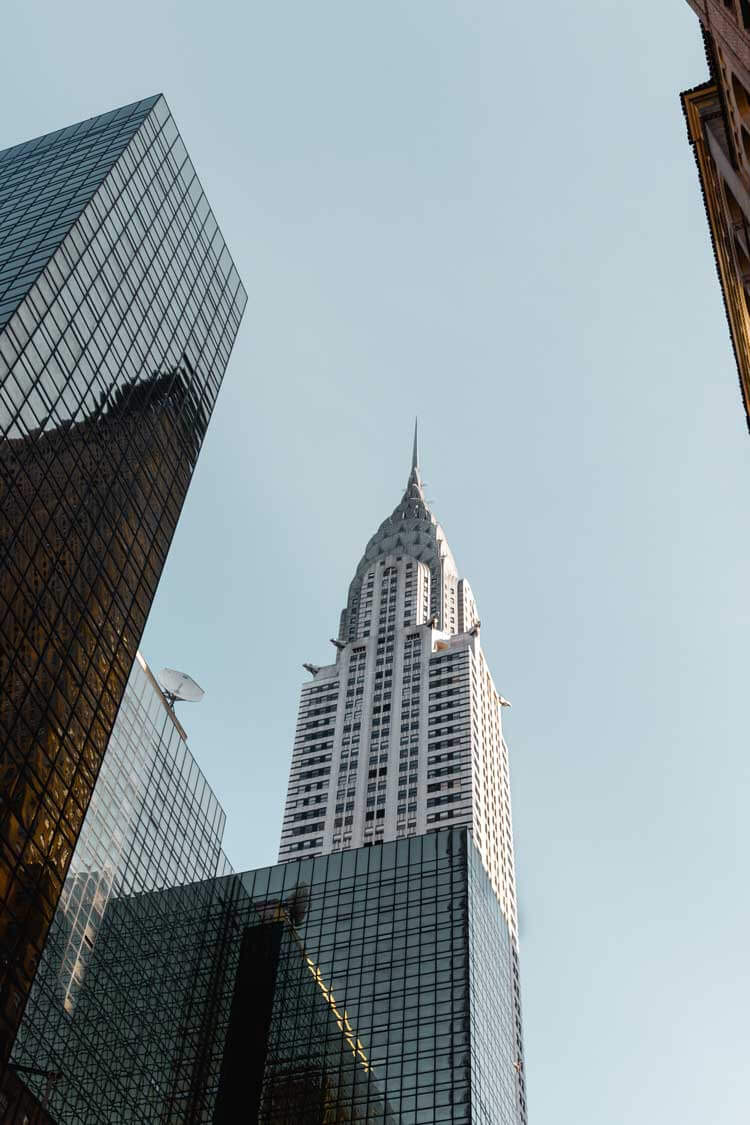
[405,417,424,497]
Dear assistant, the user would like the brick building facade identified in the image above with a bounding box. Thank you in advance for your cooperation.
[681,0,750,429]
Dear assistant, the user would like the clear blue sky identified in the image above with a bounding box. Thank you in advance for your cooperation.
[4,2,749,1121]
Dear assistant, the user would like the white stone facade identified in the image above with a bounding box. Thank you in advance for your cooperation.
[278,435,519,938]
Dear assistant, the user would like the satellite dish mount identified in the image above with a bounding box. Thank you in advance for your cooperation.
[158,668,205,708]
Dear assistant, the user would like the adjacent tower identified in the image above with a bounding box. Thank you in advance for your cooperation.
[6,651,231,1120]
[279,424,527,1119]
[0,96,246,1067]
[681,2,750,430]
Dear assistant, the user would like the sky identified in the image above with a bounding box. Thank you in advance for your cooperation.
[4,1,750,1121]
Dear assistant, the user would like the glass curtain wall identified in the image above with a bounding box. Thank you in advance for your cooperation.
[13,829,523,1125]
[0,95,246,1063]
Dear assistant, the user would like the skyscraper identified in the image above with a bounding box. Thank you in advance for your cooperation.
[279,426,527,1120]
[6,651,231,1120]
[8,829,521,1124]
[681,2,750,430]
[0,96,246,1066]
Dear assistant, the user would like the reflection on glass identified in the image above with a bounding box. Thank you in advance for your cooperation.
[0,94,246,1069]
[11,830,522,1124]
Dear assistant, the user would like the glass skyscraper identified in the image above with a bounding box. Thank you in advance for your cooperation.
[29,652,229,1017]
[5,651,230,1120]
[10,829,519,1124]
[0,96,246,1064]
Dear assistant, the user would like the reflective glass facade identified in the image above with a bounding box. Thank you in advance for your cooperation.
[9,650,230,1119]
[11,829,523,1124]
[0,95,246,1066]
[23,651,229,1017]
[0,1065,55,1125]
[0,98,158,333]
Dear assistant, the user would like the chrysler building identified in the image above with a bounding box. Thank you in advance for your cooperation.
[279,425,520,943]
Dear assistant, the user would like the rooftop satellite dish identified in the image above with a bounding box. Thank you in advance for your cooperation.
[158,668,205,707]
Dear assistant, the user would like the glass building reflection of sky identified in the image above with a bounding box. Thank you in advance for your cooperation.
[14,829,522,1124]
[56,651,230,1015]
[11,650,231,1108]
[0,94,246,1065]
[0,98,159,333]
